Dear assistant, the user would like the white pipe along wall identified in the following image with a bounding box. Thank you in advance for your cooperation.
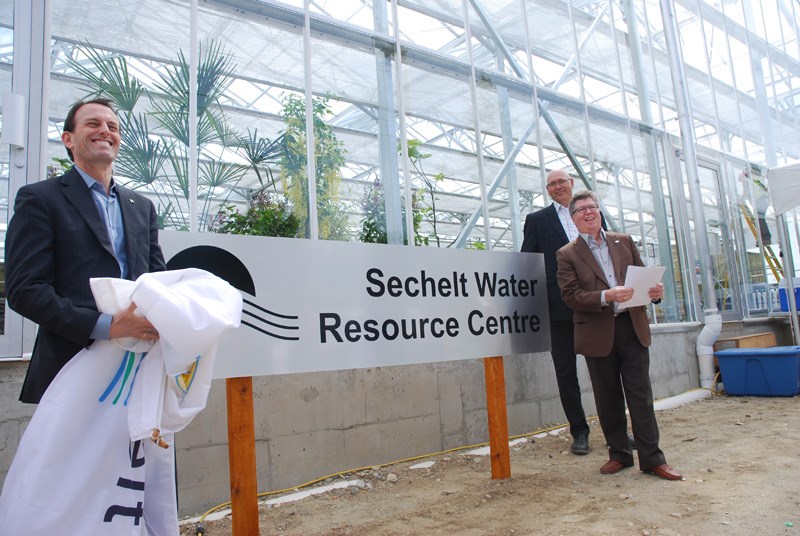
[653,387,712,411]
[695,311,722,389]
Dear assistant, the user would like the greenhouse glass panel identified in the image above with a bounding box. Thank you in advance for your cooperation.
[196,2,307,236]
[0,2,11,337]
[729,162,780,314]
[50,0,192,229]
[308,0,376,32]
[400,0,471,65]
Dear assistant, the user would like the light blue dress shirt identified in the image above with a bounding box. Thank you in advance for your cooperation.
[76,166,129,339]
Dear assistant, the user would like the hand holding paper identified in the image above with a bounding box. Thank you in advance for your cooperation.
[617,265,666,310]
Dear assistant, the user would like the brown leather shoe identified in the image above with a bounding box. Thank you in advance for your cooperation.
[600,459,633,474]
[643,464,682,481]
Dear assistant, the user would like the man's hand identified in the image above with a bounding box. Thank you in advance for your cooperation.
[109,302,159,341]
[608,286,634,304]
[648,283,664,302]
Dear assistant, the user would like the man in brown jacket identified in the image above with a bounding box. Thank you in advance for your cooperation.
[556,191,681,480]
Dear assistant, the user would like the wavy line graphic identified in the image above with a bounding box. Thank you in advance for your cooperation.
[242,298,300,341]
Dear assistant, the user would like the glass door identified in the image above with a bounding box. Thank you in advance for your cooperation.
[0,3,17,357]
[698,163,743,317]
[677,154,743,320]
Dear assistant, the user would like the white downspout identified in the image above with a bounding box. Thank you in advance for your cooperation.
[695,311,722,389]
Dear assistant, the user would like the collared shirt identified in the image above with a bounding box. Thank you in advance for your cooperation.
[77,167,128,278]
[76,166,129,340]
[579,229,618,308]
[554,202,579,241]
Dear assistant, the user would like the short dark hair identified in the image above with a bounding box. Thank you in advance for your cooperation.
[568,190,598,215]
[63,98,117,161]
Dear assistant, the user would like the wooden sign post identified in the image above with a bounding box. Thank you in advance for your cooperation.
[226,376,260,535]
[220,357,511,535]
[483,356,511,479]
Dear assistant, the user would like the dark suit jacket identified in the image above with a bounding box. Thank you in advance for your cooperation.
[555,232,651,357]
[521,204,572,321]
[522,204,606,322]
[5,167,166,403]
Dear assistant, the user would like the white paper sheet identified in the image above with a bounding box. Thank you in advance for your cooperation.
[618,265,666,310]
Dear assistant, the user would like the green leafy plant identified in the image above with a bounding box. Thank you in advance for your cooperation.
[212,191,300,237]
[358,177,388,244]
[358,177,428,246]
[47,157,73,179]
[405,139,444,247]
[280,94,349,240]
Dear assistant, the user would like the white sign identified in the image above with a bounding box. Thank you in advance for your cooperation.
[159,232,550,378]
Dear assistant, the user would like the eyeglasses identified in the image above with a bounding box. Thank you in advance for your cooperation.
[546,178,571,189]
[571,203,599,216]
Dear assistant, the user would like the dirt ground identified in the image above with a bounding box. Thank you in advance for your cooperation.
[181,395,799,536]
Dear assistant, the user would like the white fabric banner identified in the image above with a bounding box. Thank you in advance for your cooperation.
[768,162,800,215]
[0,268,242,535]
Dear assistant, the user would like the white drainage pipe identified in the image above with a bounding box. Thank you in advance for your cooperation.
[695,311,722,389]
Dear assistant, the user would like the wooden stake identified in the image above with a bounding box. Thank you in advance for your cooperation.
[483,356,511,479]
[226,376,260,535]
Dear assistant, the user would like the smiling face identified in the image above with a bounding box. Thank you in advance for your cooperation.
[61,103,120,170]
[571,196,602,238]
[546,170,574,207]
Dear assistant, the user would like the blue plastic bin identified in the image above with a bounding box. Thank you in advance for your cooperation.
[778,287,800,312]
[715,346,800,396]
[777,278,800,311]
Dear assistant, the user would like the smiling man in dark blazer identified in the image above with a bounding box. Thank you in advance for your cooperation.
[556,191,681,481]
[521,169,593,455]
[5,98,166,404]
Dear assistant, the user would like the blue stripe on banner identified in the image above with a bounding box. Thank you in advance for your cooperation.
[100,352,131,403]
[114,352,137,405]
[123,353,146,407]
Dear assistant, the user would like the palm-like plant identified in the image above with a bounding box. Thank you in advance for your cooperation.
[67,41,287,231]
[115,113,171,186]
[237,129,286,191]
[199,160,248,220]
[68,42,144,112]
[150,41,235,147]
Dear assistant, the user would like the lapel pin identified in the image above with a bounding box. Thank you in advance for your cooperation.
[614,240,620,243]
[129,199,134,204]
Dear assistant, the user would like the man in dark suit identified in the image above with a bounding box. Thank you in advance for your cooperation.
[521,169,592,455]
[5,98,166,404]
[556,191,681,480]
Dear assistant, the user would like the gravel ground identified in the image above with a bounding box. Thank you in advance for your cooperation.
[181,394,800,536]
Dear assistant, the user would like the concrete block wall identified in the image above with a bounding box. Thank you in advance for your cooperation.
[171,324,702,517]
[1,319,787,517]
[649,325,700,398]
[0,360,34,487]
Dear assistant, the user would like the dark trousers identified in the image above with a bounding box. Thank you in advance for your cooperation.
[584,312,666,470]
[550,319,590,438]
